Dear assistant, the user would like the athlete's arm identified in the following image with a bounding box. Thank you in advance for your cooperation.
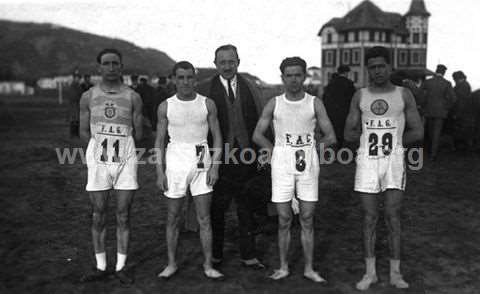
[131,92,143,141]
[155,101,168,191]
[344,90,362,144]
[252,98,275,159]
[206,98,223,186]
[402,88,424,147]
[314,97,336,147]
[79,91,91,143]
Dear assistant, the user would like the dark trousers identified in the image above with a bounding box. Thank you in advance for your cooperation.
[69,120,79,138]
[427,117,444,157]
[211,157,258,261]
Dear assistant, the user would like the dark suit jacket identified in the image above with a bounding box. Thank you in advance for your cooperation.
[421,75,456,119]
[197,74,266,150]
[323,76,356,139]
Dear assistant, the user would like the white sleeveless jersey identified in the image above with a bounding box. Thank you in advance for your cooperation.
[358,86,405,157]
[167,94,209,145]
[272,93,317,175]
[88,85,137,164]
[273,93,317,147]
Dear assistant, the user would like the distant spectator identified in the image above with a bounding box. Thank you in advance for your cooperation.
[323,65,356,147]
[421,64,456,160]
[472,90,480,150]
[451,71,474,150]
[136,77,155,129]
[130,74,139,91]
[66,73,83,138]
[81,74,94,92]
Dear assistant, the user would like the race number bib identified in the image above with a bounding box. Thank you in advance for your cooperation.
[364,117,397,159]
[93,123,129,164]
[195,144,210,171]
[285,133,313,174]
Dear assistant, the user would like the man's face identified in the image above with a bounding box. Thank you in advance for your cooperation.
[214,49,239,80]
[281,65,306,94]
[367,57,391,86]
[99,53,122,82]
[173,68,196,97]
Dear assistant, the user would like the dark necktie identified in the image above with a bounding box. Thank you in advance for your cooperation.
[227,79,235,104]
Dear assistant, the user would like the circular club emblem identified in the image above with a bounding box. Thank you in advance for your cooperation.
[104,102,116,119]
[370,99,389,115]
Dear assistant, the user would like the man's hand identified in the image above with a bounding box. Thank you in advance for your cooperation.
[156,172,168,191]
[207,166,219,186]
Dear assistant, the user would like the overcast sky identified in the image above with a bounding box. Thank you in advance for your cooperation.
[0,0,478,88]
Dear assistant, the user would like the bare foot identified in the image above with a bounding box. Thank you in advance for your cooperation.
[269,269,289,280]
[303,270,326,283]
[158,265,178,279]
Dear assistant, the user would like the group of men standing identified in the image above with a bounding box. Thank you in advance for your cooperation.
[77,44,424,291]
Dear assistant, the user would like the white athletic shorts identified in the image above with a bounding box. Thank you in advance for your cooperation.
[354,150,406,194]
[85,136,138,191]
[271,146,320,203]
[164,142,213,198]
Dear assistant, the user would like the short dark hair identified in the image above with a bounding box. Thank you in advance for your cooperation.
[279,57,307,74]
[96,48,122,64]
[171,61,195,76]
[452,70,466,80]
[337,65,350,74]
[214,44,239,62]
[436,64,447,74]
[365,46,390,64]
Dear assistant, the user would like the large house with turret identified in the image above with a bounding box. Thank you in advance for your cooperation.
[318,0,430,87]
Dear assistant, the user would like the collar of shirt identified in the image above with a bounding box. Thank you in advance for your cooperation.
[219,75,237,98]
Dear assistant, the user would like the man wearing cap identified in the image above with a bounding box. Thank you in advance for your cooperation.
[451,71,473,150]
[421,64,456,160]
[323,65,356,149]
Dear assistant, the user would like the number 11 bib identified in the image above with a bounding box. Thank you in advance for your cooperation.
[93,123,130,164]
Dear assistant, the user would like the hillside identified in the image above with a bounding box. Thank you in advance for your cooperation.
[0,20,176,83]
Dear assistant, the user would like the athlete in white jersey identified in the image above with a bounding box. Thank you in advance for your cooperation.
[79,49,143,285]
[155,61,224,280]
[344,46,423,290]
[253,57,336,282]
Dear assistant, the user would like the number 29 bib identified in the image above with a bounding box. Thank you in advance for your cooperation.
[93,123,130,164]
[364,117,398,159]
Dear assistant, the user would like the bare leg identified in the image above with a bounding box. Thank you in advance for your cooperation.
[270,202,291,280]
[384,189,408,289]
[158,197,184,278]
[89,192,108,256]
[194,193,224,279]
[356,193,379,290]
[115,190,134,256]
[299,200,325,283]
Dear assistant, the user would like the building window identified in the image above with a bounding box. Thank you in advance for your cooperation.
[353,71,359,83]
[413,33,420,44]
[342,50,350,65]
[399,50,407,65]
[355,31,359,42]
[348,32,355,42]
[369,30,374,41]
[326,51,334,65]
[386,32,391,43]
[352,49,360,65]
[423,33,428,43]
[327,71,332,81]
[375,31,380,41]
[327,33,332,44]
[411,51,420,65]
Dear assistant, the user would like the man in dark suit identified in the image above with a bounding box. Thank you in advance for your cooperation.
[197,44,267,269]
[323,65,356,148]
[421,64,456,160]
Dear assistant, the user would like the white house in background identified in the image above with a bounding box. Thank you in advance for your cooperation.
[0,81,34,95]
[318,0,430,87]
